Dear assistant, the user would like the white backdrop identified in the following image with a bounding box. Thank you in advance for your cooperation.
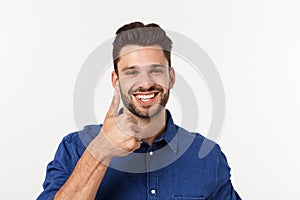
[1,0,300,199]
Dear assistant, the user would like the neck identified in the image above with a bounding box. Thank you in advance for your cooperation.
[138,110,167,146]
[122,108,166,146]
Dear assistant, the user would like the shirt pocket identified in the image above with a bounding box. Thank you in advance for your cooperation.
[172,196,206,200]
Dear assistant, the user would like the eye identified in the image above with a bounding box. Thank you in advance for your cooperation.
[151,68,163,74]
[126,70,138,75]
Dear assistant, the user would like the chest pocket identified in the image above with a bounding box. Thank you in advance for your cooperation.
[172,196,206,200]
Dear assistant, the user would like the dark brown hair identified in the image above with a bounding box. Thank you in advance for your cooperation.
[112,22,173,74]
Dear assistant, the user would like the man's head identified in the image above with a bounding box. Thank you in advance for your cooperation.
[112,22,175,118]
[113,22,173,75]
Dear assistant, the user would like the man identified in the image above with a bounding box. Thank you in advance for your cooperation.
[37,22,241,200]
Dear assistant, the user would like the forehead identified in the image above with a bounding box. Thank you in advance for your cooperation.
[118,45,168,69]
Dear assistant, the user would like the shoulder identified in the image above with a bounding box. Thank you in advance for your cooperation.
[174,124,222,159]
[60,124,102,151]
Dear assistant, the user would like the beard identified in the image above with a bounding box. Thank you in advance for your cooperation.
[119,84,170,118]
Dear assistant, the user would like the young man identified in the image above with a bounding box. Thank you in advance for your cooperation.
[37,22,241,200]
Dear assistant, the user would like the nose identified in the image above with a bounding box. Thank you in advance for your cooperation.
[136,71,155,90]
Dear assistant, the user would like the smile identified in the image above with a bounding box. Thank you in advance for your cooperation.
[133,92,159,103]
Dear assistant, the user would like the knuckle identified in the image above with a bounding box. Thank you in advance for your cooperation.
[133,125,141,133]
[128,138,137,149]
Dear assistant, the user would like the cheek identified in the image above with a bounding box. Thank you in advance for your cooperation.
[156,76,170,89]
[119,79,135,92]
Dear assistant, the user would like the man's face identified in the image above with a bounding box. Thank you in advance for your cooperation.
[112,45,175,118]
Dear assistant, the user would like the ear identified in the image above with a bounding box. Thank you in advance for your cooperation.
[111,71,119,91]
[169,67,175,89]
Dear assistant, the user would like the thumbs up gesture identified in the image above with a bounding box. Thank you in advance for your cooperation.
[88,90,142,162]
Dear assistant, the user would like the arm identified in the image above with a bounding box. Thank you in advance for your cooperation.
[40,91,141,200]
[212,146,242,200]
[53,137,111,200]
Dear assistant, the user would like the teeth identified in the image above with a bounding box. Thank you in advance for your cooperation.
[135,93,155,100]
[141,98,150,102]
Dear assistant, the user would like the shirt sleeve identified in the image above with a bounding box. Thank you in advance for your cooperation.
[212,146,242,200]
[37,137,76,200]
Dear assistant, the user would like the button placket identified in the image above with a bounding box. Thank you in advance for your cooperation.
[147,150,159,200]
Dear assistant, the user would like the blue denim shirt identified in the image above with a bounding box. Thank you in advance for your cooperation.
[37,111,241,200]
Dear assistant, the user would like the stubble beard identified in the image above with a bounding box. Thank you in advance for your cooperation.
[119,84,170,119]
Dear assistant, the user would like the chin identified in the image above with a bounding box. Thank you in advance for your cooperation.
[130,104,164,119]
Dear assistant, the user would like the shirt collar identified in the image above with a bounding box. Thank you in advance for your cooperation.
[152,109,178,153]
[119,108,178,153]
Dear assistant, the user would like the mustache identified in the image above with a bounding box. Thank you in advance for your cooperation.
[128,85,163,95]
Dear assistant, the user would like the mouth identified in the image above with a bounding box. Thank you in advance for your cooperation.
[132,91,159,105]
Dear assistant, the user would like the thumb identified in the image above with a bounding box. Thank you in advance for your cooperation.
[106,89,120,117]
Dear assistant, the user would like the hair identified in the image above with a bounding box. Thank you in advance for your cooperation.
[112,22,173,74]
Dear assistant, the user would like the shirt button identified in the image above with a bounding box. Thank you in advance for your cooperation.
[150,189,156,195]
[149,151,154,156]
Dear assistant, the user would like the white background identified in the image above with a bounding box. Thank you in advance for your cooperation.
[1,0,300,199]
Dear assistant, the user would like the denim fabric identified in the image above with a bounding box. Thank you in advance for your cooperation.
[37,110,241,200]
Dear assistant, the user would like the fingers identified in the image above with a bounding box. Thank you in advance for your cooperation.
[123,108,139,124]
[103,90,142,152]
[122,138,142,153]
[118,122,142,138]
[134,140,142,150]
[131,124,142,134]
[106,89,120,117]
[125,113,138,125]
[129,137,142,150]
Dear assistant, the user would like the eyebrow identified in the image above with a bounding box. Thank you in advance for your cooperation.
[121,64,167,72]
[121,66,137,72]
[151,64,167,68]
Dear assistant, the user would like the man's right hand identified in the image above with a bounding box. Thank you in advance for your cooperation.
[88,90,142,162]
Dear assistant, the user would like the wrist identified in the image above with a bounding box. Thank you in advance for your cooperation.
[86,133,112,165]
